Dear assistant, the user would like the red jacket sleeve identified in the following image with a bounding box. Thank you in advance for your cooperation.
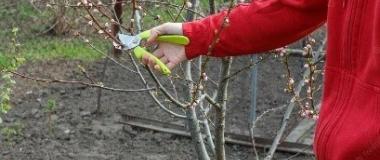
[182,0,328,59]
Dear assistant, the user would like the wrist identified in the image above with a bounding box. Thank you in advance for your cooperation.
[161,22,183,35]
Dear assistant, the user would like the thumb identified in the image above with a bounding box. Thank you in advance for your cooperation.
[147,25,165,44]
[147,29,159,44]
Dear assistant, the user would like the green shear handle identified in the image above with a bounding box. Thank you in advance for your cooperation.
[134,30,190,76]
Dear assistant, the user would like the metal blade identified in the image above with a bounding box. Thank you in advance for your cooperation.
[118,33,141,50]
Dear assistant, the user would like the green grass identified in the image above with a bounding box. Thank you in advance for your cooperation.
[0,1,107,62]
[1,34,108,62]
[19,37,107,61]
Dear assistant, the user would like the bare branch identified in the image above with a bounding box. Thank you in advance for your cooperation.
[215,57,232,160]
[265,36,327,160]
[85,39,138,73]
[147,68,187,107]
[184,61,210,160]
[9,71,154,93]
[223,55,268,81]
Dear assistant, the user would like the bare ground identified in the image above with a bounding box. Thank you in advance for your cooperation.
[0,55,317,160]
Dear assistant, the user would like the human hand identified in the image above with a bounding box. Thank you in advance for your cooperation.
[142,23,187,71]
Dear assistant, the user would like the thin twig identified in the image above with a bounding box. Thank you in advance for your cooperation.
[147,68,187,107]
[265,36,327,160]
[95,58,109,113]
[9,71,154,93]
[83,38,137,73]
[223,55,268,81]
[83,1,121,44]
[174,0,187,22]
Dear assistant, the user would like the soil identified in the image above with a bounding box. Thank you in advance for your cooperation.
[0,53,319,160]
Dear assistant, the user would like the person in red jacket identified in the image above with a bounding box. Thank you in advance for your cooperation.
[143,0,380,160]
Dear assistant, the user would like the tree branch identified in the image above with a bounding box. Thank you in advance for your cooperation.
[215,57,232,160]
[147,68,187,107]
[9,71,154,93]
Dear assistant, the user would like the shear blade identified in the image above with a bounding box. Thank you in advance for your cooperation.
[118,33,141,50]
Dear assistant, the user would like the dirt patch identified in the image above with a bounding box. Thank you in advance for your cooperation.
[0,55,317,159]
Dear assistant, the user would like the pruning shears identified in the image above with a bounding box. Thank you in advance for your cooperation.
[118,30,190,76]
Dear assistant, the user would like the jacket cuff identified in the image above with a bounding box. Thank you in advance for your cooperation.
[182,21,212,60]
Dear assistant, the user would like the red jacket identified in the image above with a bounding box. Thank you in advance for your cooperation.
[183,0,380,159]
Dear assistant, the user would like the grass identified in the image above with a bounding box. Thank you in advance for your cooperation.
[1,33,108,62]
[0,1,107,62]
[19,36,107,62]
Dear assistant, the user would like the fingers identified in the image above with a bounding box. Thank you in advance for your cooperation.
[154,60,173,72]
[141,54,150,66]
[153,48,164,59]
[143,54,176,73]
[142,54,162,67]
[166,62,176,70]
[147,56,156,68]
[142,53,172,71]
[142,49,162,65]
[146,56,168,71]
[147,23,183,45]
